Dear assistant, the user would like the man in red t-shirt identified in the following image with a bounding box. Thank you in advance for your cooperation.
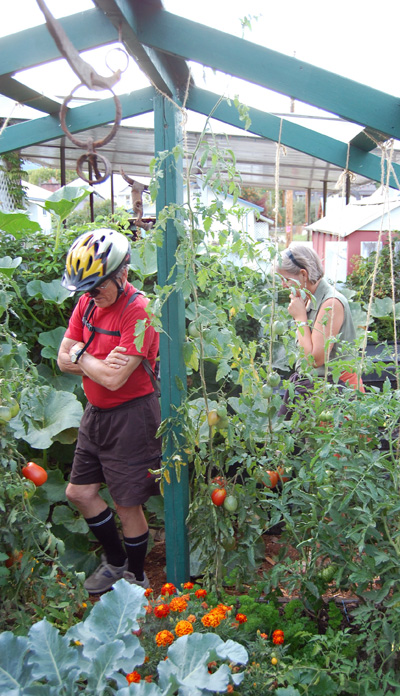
[58,229,160,593]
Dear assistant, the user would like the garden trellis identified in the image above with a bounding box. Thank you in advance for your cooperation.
[1,0,400,585]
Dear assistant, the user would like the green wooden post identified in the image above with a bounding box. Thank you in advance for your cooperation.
[154,93,190,586]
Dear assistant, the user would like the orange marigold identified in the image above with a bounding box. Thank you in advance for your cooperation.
[195,589,207,599]
[126,671,141,684]
[144,675,153,683]
[235,613,247,624]
[213,604,231,618]
[175,620,194,637]
[161,582,177,596]
[169,597,188,613]
[187,614,196,623]
[201,612,221,628]
[155,630,175,647]
[144,587,153,597]
[227,686,234,693]
[145,605,152,615]
[260,632,268,639]
[272,629,284,645]
[154,603,170,618]
[183,581,194,590]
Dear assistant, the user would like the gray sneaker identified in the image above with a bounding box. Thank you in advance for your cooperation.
[123,570,150,589]
[84,554,128,593]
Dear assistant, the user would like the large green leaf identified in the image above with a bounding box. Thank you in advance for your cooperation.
[26,279,71,304]
[44,186,91,220]
[130,244,157,277]
[38,327,66,360]
[0,211,41,236]
[0,255,22,278]
[370,296,400,319]
[28,620,79,687]
[52,505,88,534]
[0,633,32,693]
[9,387,83,450]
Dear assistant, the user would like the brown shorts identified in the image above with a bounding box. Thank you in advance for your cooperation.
[70,392,161,506]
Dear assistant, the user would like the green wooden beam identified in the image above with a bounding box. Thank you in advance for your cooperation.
[0,87,155,155]
[0,9,117,76]
[0,75,61,114]
[92,0,190,99]
[350,127,389,152]
[187,87,400,188]
[133,6,400,141]
[154,93,190,586]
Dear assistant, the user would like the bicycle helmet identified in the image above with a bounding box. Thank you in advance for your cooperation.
[61,229,131,293]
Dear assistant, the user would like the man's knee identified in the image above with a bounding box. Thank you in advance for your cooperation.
[66,482,99,507]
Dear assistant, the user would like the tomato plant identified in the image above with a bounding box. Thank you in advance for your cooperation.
[272,320,285,336]
[21,461,48,487]
[211,488,227,506]
[267,372,280,388]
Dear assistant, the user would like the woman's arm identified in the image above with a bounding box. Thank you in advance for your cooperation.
[288,294,344,367]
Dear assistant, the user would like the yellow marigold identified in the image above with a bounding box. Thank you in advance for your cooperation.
[175,620,194,637]
[183,581,194,590]
[235,613,247,624]
[161,583,177,596]
[154,603,170,618]
[187,614,196,623]
[195,588,207,599]
[144,588,153,597]
[155,630,175,647]
[126,671,141,684]
[169,597,188,613]
[201,612,221,628]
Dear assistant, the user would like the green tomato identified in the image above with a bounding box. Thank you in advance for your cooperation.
[262,384,273,399]
[320,410,334,422]
[188,322,200,338]
[267,372,280,388]
[272,320,285,336]
[221,536,237,551]
[23,479,36,500]
[8,398,20,419]
[223,495,238,512]
[216,404,227,419]
[321,564,337,582]
[0,405,12,424]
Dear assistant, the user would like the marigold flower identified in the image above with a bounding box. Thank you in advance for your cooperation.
[144,675,153,683]
[260,632,268,639]
[144,656,149,663]
[213,604,231,619]
[81,602,87,609]
[272,629,284,645]
[144,588,153,597]
[195,588,207,599]
[169,597,188,613]
[154,603,170,618]
[227,686,234,693]
[155,630,175,647]
[235,613,247,624]
[161,582,177,596]
[126,671,141,684]
[175,620,194,637]
[201,612,221,628]
[187,614,196,623]
[201,601,208,609]
[183,581,194,590]
[145,604,152,615]
[181,593,190,601]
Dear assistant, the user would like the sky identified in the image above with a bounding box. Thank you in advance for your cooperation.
[1,0,399,143]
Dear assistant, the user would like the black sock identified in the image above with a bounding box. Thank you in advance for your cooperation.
[85,507,127,567]
[123,530,149,580]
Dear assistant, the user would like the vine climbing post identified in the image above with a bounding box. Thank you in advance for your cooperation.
[154,93,190,585]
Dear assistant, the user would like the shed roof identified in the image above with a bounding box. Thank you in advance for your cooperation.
[306,188,400,237]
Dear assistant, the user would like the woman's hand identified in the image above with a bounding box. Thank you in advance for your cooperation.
[104,346,129,369]
[288,291,308,322]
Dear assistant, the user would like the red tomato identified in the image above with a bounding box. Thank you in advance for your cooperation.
[21,461,48,487]
[211,488,227,506]
[265,470,279,488]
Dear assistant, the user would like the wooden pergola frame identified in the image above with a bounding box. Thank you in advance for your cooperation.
[1,0,399,584]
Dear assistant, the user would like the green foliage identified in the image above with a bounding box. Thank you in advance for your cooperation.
[27,167,76,187]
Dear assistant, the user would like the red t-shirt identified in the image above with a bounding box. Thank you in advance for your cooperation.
[65,283,159,408]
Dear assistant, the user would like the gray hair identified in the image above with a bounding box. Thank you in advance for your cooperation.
[279,244,324,284]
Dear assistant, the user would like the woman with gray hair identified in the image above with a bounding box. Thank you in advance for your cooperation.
[277,243,364,416]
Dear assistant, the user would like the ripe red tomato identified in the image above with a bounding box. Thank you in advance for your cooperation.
[265,470,279,488]
[21,461,48,487]
[5,550,23,568]
[211,488,227,506]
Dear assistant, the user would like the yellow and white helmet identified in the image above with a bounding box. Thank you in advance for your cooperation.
[61,229,131,293]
